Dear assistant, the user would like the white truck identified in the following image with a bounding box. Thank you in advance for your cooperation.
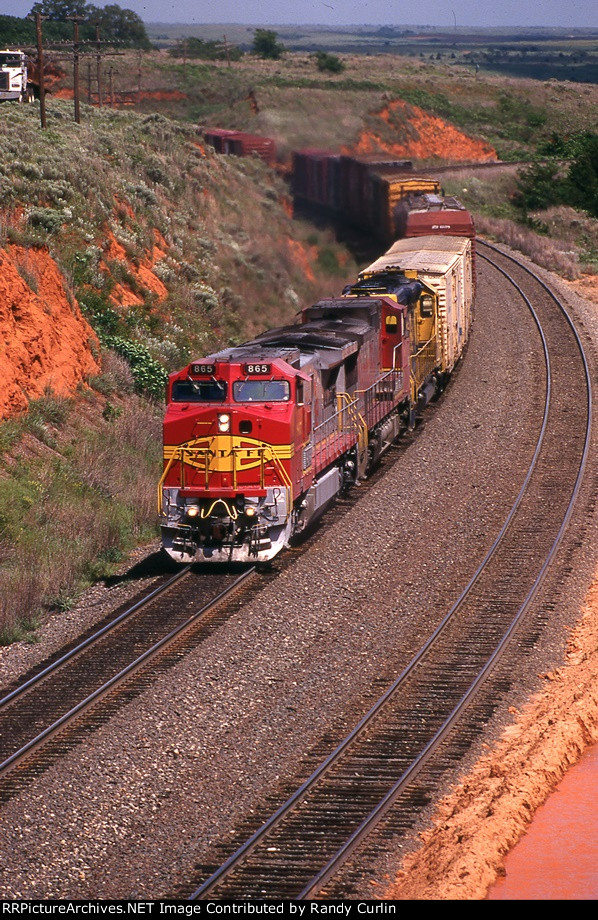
[0,49,33,102]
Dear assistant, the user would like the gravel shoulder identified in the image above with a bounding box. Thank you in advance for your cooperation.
[0,252,596,900]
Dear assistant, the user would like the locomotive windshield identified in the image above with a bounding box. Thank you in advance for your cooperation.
[172,379,227,402]
[233,380,290,402]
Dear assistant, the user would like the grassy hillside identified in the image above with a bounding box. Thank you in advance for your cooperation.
[49,49,598,161]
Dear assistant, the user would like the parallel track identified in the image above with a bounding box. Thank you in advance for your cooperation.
[0,566,257,798]
[188,242,592,900]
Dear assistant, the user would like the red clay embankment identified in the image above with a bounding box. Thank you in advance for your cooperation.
[0,245,100,419]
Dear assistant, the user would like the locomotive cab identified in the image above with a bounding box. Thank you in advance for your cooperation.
[160,354,308,563]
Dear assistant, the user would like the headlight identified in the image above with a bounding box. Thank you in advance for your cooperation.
[218,413,231,432]
[186,505,200,518]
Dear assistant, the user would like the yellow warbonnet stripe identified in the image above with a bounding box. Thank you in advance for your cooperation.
[163,436,294,472]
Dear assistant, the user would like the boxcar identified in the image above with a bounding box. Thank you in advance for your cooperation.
[359,235,474,373]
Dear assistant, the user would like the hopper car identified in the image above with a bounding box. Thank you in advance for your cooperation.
[160,233,474,564]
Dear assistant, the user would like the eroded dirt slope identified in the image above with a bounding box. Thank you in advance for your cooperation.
[384,572,598,900]
[347,99,497,161]
[0,245,100,418]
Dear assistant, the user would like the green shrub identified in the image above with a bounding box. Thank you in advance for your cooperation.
[515,132,598,219]
[27,207,64,234]
[78,290,122,335]
[566,133,598,219]
[101,335,168,400]
[514,162,565,212]
[253,29,284,60]
[314,52,345,74]
[169,37,243,62]
[317,247,342,275]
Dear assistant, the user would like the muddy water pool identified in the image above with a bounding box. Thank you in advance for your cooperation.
[488,743,598,899]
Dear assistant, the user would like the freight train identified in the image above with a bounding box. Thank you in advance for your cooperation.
[291,149,476,245]
[160,231,474,564]
[201,128,474,245]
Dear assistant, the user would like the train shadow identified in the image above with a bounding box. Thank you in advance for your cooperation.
[103,552,262,586]
[102,549,178,586]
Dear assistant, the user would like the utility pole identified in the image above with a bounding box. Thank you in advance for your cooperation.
[95,22,103,107]
[108,65,115,106]
[87,59,92,104]
[137,48,142,104]
[67,14,82,124]
[28,11,46,128]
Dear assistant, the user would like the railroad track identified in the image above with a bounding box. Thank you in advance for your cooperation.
[0,565,260,799]
[186,241,592,900]
[0,395,424,806]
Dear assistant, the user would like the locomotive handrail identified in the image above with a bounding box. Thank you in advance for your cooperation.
[355,367,405,433]
[261,445,293,505]
[200,499,239,520]
[410,336,438,400]
[157,453,178,513]
[159,442,292,517]
[411,333,437,359]
[337,392,368,461]
[313,394,362,471]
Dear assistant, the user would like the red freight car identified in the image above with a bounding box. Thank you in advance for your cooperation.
[395,193,475,240]
[201,128,239,153]
[227,133,277,165]
[292,149,342,211]
[201,127,277,165]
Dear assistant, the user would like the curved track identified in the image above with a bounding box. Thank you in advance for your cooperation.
[187,241,592,900]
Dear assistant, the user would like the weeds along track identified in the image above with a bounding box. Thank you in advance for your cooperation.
[0,566,260,801]
[186,242,592,900]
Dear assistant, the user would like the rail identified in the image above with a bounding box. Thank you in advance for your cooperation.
[0,569,257,784]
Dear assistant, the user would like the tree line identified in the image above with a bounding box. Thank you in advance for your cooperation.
[0,2,150,49]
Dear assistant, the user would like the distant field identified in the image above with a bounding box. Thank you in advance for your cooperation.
[145,23,598,84]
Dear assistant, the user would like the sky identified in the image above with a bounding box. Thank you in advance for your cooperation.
[2,0,598,29]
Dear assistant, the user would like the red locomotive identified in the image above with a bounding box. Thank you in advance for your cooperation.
[160,233,474,564]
